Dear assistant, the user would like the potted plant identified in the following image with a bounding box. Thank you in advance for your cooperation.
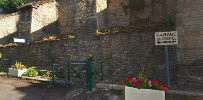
[122,72,168,100]
[8,61,27,77]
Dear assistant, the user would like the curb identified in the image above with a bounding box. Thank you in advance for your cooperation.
[95,83,203,97]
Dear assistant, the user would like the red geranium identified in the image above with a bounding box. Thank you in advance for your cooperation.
[122,73,168,91]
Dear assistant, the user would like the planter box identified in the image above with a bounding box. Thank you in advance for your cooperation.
[125,86,165,100]
[8,68,27,77]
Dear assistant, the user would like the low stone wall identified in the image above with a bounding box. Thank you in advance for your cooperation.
[0,31,177,85]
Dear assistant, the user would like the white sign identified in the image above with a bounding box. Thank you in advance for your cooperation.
[14,38,25,43]
[155,31,178,45]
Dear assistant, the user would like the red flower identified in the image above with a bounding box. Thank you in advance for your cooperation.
[122,83,124,86]
[164,87,168,91]
[160,86,164,90]
[129,79,133,83]
[126,76,133,81]
[160,86,168,91]
[151,79,159,86]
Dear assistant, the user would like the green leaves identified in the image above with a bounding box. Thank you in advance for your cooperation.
[22,66,39,77]
[0,0,28,13]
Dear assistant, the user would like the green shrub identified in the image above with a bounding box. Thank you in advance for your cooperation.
[23,66,38,77]
[0,0,28,13]
[42,71,51,78]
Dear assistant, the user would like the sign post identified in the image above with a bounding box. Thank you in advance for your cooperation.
[165,45,170,86]
[155,31,178,86]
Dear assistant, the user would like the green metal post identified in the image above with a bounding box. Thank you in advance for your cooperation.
[52,63,55,84]
[67,62,70,85]
[8,58,11,68]
[87,58,92,91]
[101,61,103,80]
[8,58,11,74]
[86,60,89,90]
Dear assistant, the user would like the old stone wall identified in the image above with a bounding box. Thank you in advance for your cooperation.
[176,0,203,90]
[0,31,177,85]
[57,0,176,35]
[18,7,32,38]
[0,0,202,90]
[0,13,19,44]
[57,0,75,35]
[96,0,108,30]
[107,0,176,27]
[30,1,58,41]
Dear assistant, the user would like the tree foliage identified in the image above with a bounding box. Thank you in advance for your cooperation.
[0,0,28,13]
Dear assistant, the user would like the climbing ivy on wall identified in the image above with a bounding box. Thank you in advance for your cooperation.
[0,0,28,13]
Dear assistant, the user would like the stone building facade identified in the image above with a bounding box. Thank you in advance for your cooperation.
[0,0,202,90]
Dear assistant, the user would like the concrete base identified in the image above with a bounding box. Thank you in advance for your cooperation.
[8,68,27,77]
[125,86,165,100]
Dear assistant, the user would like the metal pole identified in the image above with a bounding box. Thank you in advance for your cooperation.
[101,61,103,80]
[67,62,70,85]
[87,58,92,91]
[52,63,55,84]
[165,45,171,86]
[8,58,11,74]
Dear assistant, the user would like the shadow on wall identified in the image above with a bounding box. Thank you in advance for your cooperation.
[0,17,58,44]
[21,20,59,42]
[0,13,20,44]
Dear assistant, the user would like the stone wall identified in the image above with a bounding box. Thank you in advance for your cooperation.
[107,0,176,27]
[0,0,59,43]
[0,13,19,44]
[18,6,32,38]
[0,31,177,84]
[0,0,202,90]
[176,0,203,90]
[96,0,108,30]
[30,1,58,41]
[57,0,75,35]
[57,0,176,34]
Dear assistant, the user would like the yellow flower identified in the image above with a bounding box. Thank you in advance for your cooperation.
[89,54,93,58]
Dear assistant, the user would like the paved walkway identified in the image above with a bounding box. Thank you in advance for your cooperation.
[0,83,43,100]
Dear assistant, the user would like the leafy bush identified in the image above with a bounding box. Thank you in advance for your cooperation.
[23,66,38,77]
[0,0,28,13]
[42,71,51,78]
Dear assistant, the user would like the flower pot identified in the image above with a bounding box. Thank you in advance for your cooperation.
[8,68,27,77]
[125,86,165,100]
